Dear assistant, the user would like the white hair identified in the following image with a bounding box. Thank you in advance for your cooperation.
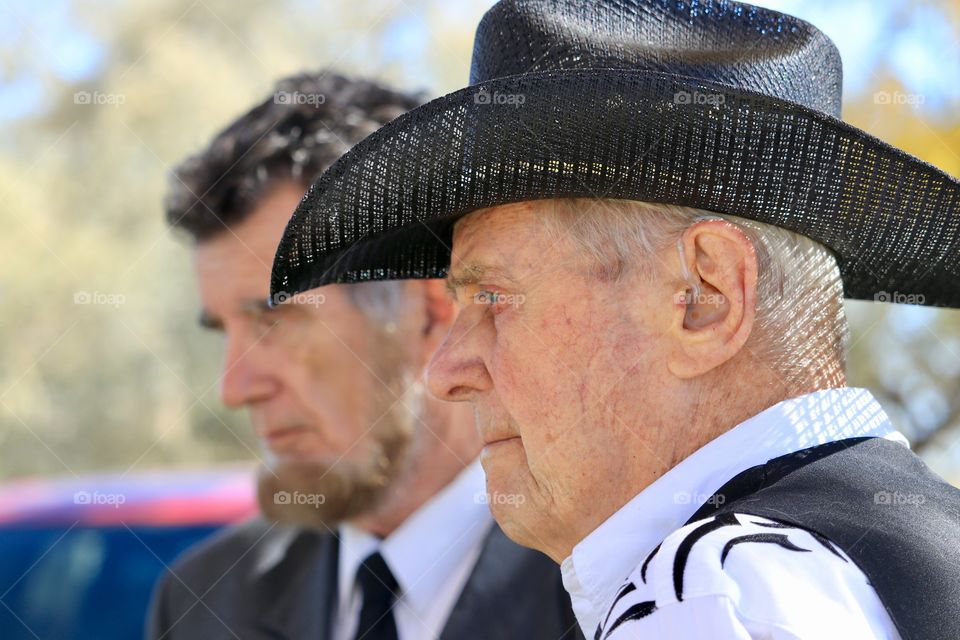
[344,280,405,327]
[539,198,849,387]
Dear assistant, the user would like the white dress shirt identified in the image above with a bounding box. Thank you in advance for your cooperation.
[561,387,909,639]
[334,459,493,640]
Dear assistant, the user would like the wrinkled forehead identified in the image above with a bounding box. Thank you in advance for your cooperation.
[445,200,594,293]
[449,201,546,266]
[454,200,539,235]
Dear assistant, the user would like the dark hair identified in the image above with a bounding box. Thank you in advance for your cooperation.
[165,71,423,242]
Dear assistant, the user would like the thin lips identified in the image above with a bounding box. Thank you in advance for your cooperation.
[482,433,519,446]
[258,425,309,440]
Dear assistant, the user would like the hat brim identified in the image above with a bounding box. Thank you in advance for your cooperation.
[271,69,960,308]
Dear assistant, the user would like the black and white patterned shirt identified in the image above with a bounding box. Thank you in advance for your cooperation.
[596,512,898,638]
[560,388,908,639]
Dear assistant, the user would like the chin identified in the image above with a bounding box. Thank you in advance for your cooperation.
[491,502,538,551]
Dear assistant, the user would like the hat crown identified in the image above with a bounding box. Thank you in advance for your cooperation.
[470,0,843,117]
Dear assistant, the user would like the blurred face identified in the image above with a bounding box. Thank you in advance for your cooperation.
[427,202,680,558]
[193,181,421,526]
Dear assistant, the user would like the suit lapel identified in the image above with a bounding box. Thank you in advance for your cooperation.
[441,525,581,640]
[228,522,579,640]
[248,525,340,640]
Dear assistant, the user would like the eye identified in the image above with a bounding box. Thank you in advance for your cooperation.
[252,311,281,336]
[472,289,522,315]
[473,290,500,306]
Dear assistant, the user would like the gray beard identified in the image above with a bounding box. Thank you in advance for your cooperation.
[256,342,423,530]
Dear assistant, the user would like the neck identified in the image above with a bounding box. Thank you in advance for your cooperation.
[680,367,847,467]
[551,365,848,562]
[349,400,480,538]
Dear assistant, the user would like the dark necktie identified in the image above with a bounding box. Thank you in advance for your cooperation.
[353,551,400,640]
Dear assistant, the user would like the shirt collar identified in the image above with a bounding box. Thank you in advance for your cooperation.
[338,458,492,617]
[560,387,911,635]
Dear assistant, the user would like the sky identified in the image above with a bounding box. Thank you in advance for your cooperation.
[1,0,957,122]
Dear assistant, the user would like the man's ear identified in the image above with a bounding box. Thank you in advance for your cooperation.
[666,219,758,379]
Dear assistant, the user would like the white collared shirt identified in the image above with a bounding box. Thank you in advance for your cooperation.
[334,459,493,640]
[562,387,909,639]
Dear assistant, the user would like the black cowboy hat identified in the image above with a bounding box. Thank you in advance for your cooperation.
[271,0,960,307]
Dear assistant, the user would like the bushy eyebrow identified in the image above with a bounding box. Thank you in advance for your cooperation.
[198,309,223,331]
[197,298,275,331]
[445,264,515,296]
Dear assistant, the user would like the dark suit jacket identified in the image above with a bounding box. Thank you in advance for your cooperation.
[147,517,582,640]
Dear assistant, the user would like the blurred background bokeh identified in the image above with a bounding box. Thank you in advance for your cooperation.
[1,0,958,484]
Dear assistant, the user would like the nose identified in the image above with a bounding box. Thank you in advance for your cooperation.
[219,332,278,408]
[426,308,493,402]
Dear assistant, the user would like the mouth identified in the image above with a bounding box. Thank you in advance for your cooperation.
[482,434,521,448]
[258,425,312,450]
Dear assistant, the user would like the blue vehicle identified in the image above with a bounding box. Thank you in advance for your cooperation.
[0,468,257,640]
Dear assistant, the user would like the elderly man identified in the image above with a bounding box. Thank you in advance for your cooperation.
[148,72,580,640]
[268,2,960,640]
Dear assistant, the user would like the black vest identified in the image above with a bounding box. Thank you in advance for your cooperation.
[687,437,960,640]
